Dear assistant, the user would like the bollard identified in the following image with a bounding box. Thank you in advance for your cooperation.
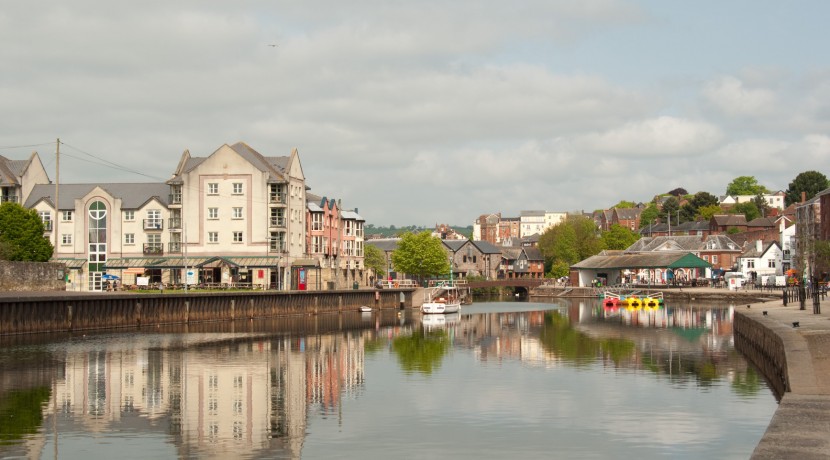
[783,289,787,306]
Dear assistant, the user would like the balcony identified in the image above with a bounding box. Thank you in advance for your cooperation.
[1,195,18,203]
[268,241,286,253]
[42,220,52,232]
[168,242,182,254]
[269,194,286,205]
[269,217,286,228]
[143,244,164,256]
[169,217,182,230]
[143,219,164,231]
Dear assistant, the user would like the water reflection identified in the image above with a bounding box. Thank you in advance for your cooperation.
[0,302,774,459]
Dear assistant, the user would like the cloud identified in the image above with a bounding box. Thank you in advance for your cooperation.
[702,76,777,118]
[569,117,723,157]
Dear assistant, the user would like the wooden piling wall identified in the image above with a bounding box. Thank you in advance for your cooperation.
[0,289,412,336]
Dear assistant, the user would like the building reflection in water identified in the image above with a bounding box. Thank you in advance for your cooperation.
[0,303,765,458]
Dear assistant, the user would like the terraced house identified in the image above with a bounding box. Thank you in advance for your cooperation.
[9,142,364,291]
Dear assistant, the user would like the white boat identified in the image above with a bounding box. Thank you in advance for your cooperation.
[421,282,461,314]
[359,305,373,312]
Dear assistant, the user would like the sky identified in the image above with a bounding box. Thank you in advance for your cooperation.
[2,1,829,226]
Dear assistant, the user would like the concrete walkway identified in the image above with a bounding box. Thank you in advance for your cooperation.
[738,293,830,459]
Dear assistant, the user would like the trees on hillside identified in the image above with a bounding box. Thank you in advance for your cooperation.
[785,170,829,206]
[602,224,639,251]
[726,176,769,196]
[680,191,720,223]
[638,203,660,228]
[0,203,53,262]
[390,231,449,279]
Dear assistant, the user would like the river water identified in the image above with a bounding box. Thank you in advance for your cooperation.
[0,299,777,459]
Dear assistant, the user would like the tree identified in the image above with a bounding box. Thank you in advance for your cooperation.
[680,191,720,223]
[698,205,722,221]
[668,187,688,197]
[390,231,450,279]
[638,203,660,229]
[538,215,603,270]
[0,203,53,262]
[785,170,829,206]
[732,201,760,221]
[661,197,680,225]
[612,200,636,208]
[752,194,771,218]
[364,244,387,280]
[602,224,639,250]
[726,176,769,196]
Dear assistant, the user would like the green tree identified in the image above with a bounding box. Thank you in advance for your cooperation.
[612,200,636,208]
[364,244,387,279]
[732,201,760,221]
[661,197,680,225]
[602,224,639,250]
[785,170,829,206]
[726,176,769,196]
[698,204,722,221]
[0,203,53,262]
[752,194,771,218]
[638,203,660,229]
[539,215,603,271]
[390,231,450,279]
[680,191,720,223]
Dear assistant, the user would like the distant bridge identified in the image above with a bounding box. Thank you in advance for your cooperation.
[466,279,547,290]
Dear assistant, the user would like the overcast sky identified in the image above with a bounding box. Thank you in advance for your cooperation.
[2,1,829,226]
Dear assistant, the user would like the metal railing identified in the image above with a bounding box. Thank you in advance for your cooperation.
[269,217,286,228]
[169,217,182,229]
[168,242,182,253]
[143,244,163,255]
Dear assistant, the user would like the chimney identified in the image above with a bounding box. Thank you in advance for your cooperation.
[756,239,762,253]
[802,191,807,203]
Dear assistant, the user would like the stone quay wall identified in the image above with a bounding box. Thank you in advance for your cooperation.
[0,261,66,292]
[733,311,789,399]
[0,289,412,336]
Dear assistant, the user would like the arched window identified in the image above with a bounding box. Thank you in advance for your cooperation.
[88,201,108,290]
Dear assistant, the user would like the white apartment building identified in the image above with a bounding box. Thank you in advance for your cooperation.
[12,142,362,292]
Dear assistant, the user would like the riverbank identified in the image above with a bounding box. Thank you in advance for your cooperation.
[734,296,830,459]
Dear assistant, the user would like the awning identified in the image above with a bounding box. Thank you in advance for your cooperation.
[106,257,164,268]
[55,258,86,270]
[123,267,147,275]
[224,256,281,268]
[292,258,319,267]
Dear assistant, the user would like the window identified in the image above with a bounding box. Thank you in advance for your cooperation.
[311,236,323,253]
[208,208,218,220]
[62,211,73,221]
[311,213,322,231]
[146,210,162,229]
[208,232,218,243]
[124,210,134,221]
[62,234,72,245]
[232,207,243,219]
[712,255,719,264]
[768,260,776,268]
[125,233,135,245]
[207,183,218,195]
[233,231,243,243]
[746,260,755,269]
[232,183,243,195]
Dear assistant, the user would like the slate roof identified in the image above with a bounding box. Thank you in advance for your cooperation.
[614,208,641,220]
[626,235,741,253]
[572,252,711,270]
[168,142,289,184]
[341,210,364,221]
[366,239,400,253]
[25,183,170,210]
[712,214,747,226]
[747,217,776,228]
[470,240,503,254]
[740,241,781,258]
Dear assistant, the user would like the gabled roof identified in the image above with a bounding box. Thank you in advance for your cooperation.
[366,239,400,252]
[167,142,289,184]
[627,235,742,253]
[25,183,170,209]
[747,217,776,228]
[712,214,747,226]
[341,210,364,221]
[740,241,781,258]
[470,240,503,254]
[614,208,641,220]
[572,252,711,270]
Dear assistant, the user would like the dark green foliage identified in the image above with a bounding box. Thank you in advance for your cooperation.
[638,203,660,228]
[0,203,53,261]
[785,170,829,206]
[732,201,761,221]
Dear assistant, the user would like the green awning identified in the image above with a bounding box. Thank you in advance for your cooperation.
[105,257,165,268]
[224,256,281,267]
[55,258,86,269]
